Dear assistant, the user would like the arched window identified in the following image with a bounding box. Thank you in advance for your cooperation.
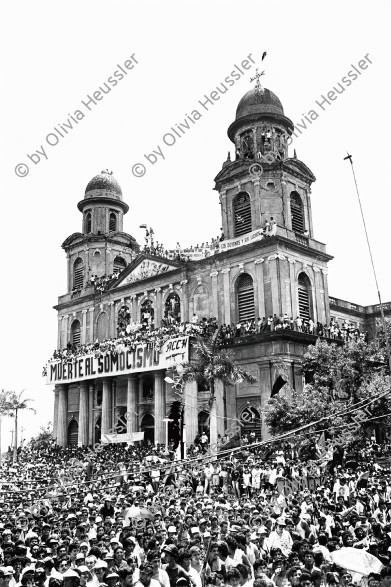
[290,192,305,234]
[113,256,127,274]
[237,273,255,322]
[298,273,312,320]
[165,292,181,323]
[71,319,81,346]
[68,420,78,446]
[109,212,117,233]
[234,192,252,237]
[141,414,155,445]
[85,212,92,234]
[141,299,154,328]
[117,305,131,336]
[73,257,84,289]
[96,312,109,341]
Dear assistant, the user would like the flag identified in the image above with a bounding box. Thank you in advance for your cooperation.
[271,376,287,397]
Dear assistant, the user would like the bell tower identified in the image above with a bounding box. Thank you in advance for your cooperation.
[216,79,316,242]
[62,170,139,294]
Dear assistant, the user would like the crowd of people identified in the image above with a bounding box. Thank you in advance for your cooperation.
[47,316,365,367]
[1,435,391,587]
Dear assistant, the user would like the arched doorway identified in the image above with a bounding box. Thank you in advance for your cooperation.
[240,406,262,440]
[140,300,154,328]
[165,292,181,323]
[198,411,210,435]
[68,420,78,446]
[95,417,101,444]
[141,414,155,445]
[117,305,131,337]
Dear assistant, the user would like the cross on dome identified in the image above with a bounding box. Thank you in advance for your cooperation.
[250,68,265,94]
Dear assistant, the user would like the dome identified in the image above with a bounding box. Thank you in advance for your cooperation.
[235,87,284,120]
[84,170,122,199]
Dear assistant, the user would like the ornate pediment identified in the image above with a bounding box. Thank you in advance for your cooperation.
[112,253,183,288]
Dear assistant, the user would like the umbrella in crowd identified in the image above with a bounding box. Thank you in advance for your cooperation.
[330,547,384,575]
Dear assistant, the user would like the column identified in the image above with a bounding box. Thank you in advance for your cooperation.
[78,383,89,447]
[88,308,95,343]
[88,383,94,445]
[220,191,228,240]
[62,315,69,347]
[102,378,112,436]
[210,271,219,317]
[268,257,280,316]
[81,310,88,345]
[180,280,189,322]
[130,296,136,324]
[221,269,231,325]
[281,177,292,231]
[154,371,166,445]
[127,376,138,437]
[109,301,116,338]
[184,381,198,446]
[57,317,63,349]
[314,267,325,324]
[155,288,162,327]
[288,259,298,319]
[111,379,117,431]
[53,388,59,442]
[57,384,68,448]
[306,190,314,237]
[254,260,265,319]
[322,269,330,324]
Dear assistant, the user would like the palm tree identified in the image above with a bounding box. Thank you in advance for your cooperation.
[1,390,36,463]
[177,331,257,452]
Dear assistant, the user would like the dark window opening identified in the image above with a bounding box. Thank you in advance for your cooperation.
[234,192,252,237]
[71,320,81,346]
[290,192,305,234]
[237,273,255,322]
[86,212,92,234]
[298,274,311,320]
[109,213,117,233]
[73,258,84,289]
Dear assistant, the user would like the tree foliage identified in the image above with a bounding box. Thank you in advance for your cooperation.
[28,423,54,451]
[266,335,391,451]
[179,331,257,405]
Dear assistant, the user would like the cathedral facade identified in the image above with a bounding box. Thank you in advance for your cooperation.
[48,84,389,448]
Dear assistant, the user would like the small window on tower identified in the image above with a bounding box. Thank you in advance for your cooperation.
[86,212,92,234]
[290,192,305,234]
[73,258,84,289]
[234,192,252,237]
[71,319,81,346]
[109,213,117,232]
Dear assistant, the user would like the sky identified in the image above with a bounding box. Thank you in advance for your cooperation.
[1,0,390,445]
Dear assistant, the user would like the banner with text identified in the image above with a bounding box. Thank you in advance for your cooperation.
[46,337,189,385]
[101,432,144,444]
[219,228,264,252]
